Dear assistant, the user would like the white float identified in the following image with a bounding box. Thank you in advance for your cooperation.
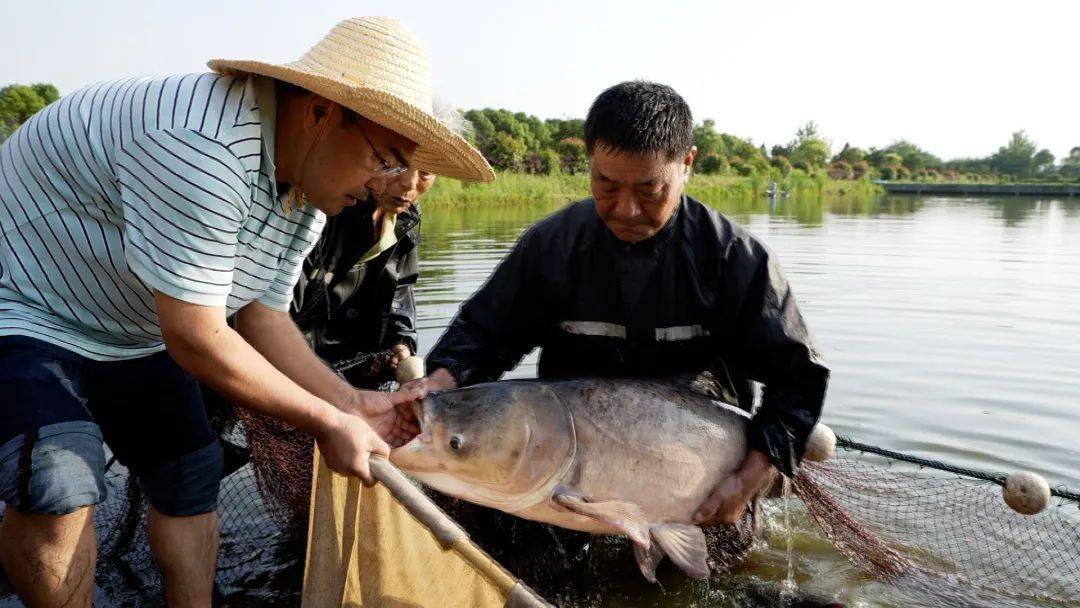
[396,356,426,383]
[803,423,837,462]
[1002,471,1051,515]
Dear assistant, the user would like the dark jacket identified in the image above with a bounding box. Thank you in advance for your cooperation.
[426,196,829,476]
[291,197,420,385]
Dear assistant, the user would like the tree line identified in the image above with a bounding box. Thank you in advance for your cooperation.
[3,82,1078,183]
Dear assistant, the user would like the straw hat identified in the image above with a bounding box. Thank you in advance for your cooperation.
[209,17,494,183]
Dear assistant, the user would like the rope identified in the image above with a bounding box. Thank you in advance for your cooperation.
[836,436,1080,503]
[331,348,393,373]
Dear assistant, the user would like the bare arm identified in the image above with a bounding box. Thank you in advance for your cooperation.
[234,301,357,410]
[155,292,416,482]
[234,301,419,444]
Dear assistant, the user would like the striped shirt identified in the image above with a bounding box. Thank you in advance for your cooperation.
[0,74,325,360]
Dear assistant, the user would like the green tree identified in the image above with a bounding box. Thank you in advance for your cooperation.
[990,131,1038,177]
[833,143,866,164]
[482,132,527,171]
[692,120,727,171]
[795,121,819,141]
[790,137,830,170]
[0,82,60,143]
[556,137,587,174]
[699,153,727,174]
[537,149,561,175]
[1061,147,1080,180]
[545,118,584,143]
[1033,149,1055,174]
[770,155,793,176]
[828,160,854,180]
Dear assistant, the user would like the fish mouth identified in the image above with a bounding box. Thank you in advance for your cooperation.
[390,398,441,472]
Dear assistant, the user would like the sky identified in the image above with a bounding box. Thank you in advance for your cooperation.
[3,0,1077,161]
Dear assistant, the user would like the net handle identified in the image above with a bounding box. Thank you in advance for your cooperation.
[368,455,467,546]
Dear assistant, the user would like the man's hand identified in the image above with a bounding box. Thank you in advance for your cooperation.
[694,449,775,525]
[389,344,411,368]
[401,367,458,395]
[340,388,423,448]
[313,410,390,486]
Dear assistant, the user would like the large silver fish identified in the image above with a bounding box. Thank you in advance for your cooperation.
[390,377,769,581]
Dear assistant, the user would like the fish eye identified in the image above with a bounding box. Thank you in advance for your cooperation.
[449,435,464,451]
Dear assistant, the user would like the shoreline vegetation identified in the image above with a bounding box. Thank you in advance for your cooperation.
[3,83,1078,195]
[423,171,883,206]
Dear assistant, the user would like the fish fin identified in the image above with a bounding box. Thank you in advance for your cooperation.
[633,540,666,583]
[650,523,710,580]
[551,491,650,547]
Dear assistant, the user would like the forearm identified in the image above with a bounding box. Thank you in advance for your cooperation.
[749,370,829,475]
[158,298,337,434]
[235,301,355,409]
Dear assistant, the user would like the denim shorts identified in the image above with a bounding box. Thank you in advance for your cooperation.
[0,335,223,516]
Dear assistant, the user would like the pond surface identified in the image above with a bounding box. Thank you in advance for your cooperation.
[414,193,1080,607]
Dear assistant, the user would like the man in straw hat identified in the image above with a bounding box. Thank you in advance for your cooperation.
[0,17,492,607]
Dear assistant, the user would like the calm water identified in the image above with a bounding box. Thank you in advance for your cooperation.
[414,193,1080,606]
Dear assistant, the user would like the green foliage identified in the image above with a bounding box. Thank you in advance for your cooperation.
[1,81,1074,186]
[536,149,561,176]
[771,155,793,176]
[833,143,866,164]
[988,131,1038,177]
[699,153,728,175]
[1062,147,1080,179]
[791,137,831,170]
[556,137,587,174]
[485,132,527,171]
[0,83,60,143]
[828,160,854,180]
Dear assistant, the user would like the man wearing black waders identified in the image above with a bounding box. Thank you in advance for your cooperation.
[414,82,830,536]
[0,18,492,608]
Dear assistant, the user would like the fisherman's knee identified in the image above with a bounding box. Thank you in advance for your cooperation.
[0,421,106,516]
[135,440,224,517]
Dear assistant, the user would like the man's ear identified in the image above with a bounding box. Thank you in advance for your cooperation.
[304,95,335,130]
[683,146,698,180]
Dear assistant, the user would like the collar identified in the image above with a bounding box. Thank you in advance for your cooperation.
[603,195,683,252]
[253,76,280,201]
[358,211,399,264]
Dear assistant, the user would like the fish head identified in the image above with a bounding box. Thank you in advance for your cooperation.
[391,382,574,507]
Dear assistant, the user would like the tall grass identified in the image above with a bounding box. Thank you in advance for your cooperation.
[423,172,883,206]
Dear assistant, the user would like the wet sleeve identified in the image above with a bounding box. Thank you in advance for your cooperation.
[115,128,250,307]
[719,235,830,476]
[426,227,542,386]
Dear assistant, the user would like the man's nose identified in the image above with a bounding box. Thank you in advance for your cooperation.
[367,176,391,197]
[611,192,642,220]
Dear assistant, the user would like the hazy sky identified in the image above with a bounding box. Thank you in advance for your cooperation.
[3,0,1077,161]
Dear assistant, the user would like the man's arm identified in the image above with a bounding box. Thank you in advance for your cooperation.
[157,293,417,483]
[723,236,829,476]
[423,228,543,388]
[234,300,419,445]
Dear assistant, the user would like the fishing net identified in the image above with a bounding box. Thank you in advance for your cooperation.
[792,439,1080,608]
[2,371,1078,607]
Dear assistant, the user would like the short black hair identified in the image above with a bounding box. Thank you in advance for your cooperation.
[583,81,693,160]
